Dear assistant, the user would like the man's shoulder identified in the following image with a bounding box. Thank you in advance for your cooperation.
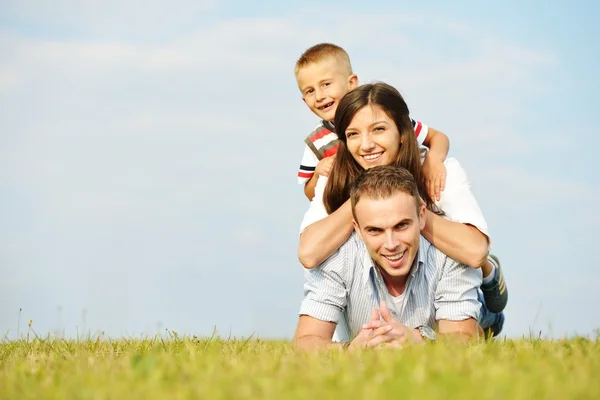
[319,232,365,271]
[419,236,471,277]
[419,236,451,269]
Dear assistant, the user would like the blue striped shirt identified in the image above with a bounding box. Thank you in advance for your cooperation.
[299,232,482,340]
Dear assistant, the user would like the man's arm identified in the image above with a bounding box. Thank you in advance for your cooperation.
[435,251,483,342]
[438,318,479,342]
[421,127,450,202]
[295,238,351,350]
[293,315,343,350]
[295,308,397,351]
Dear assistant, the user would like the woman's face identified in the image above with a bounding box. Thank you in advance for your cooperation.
[344,105,401,169]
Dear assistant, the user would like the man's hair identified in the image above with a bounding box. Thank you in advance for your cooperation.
[350,165,421,223]
[294,43,353,76]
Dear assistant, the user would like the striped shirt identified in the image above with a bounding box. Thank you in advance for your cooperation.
[297,119,428,184]
[299,232,482,340]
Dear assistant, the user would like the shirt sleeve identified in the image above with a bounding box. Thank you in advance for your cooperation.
[299,239,351,323]
[434,251,482,322]
[436,158,490,242]
[298,144,320,184]
[411,119,429,146]
[299,175,329,233]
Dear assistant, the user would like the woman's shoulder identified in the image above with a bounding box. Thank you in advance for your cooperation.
[442,157,470,187]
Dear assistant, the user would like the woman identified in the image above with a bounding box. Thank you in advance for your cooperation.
[298,82,507,323]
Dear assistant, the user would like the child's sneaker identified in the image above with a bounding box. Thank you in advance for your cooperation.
[481,254,508,313]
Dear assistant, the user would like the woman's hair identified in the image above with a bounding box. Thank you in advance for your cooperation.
[323,82,441,215]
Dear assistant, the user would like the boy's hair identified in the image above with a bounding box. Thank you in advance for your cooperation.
[350,165,421,223]
[294,43,353,76]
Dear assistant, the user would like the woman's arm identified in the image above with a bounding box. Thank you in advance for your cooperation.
[421,211,488,268]
[423,158,490,268]
[298,200,354,269]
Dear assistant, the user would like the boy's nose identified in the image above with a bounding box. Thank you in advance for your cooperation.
[315,88,326,101]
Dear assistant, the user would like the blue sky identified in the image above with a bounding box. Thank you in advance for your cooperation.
[1,0,598,340]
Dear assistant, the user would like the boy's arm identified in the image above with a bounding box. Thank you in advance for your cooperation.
[421,127,450,202]
[304,156,336,201]
[304,174,319,201]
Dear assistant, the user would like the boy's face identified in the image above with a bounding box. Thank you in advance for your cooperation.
[296,56,358,122]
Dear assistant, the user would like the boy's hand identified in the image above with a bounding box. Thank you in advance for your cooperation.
[315,155,336,178]
[422,155,446,202]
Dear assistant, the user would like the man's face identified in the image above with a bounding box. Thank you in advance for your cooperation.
[353,191,426,283]
[296,57,358,122]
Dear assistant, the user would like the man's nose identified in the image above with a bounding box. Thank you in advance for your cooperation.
[384,232,399,251]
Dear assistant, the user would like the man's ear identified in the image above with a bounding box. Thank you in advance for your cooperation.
[352,219,363,240]
[418,198,427,230]
[348,74,359,90]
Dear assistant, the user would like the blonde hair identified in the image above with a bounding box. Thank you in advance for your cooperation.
[294,43,353,76]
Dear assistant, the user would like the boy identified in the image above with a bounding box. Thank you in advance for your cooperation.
[294,43,449,203]
[293,43,508,315]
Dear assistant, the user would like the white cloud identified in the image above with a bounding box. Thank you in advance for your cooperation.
[1,0,220,39]
[1,9,594,338]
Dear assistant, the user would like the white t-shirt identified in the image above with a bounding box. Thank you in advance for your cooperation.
[299,158,490,243]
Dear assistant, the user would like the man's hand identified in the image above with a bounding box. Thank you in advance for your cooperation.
[422,154,446,202]
[315,155,336,178]
[348,307,394,350]
[360,302,422,348]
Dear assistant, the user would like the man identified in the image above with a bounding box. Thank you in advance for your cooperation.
[293,165,483,350]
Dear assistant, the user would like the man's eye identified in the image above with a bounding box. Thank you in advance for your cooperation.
[323,82,330,87]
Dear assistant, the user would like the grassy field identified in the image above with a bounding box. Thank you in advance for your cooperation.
[1,332,599,399]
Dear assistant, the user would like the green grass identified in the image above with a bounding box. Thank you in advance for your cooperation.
[1,333,599,399]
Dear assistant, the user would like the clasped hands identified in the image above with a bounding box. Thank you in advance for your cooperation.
[348,301,423,350]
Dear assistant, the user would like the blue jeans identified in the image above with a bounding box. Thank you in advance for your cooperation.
[478,289,505,334]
